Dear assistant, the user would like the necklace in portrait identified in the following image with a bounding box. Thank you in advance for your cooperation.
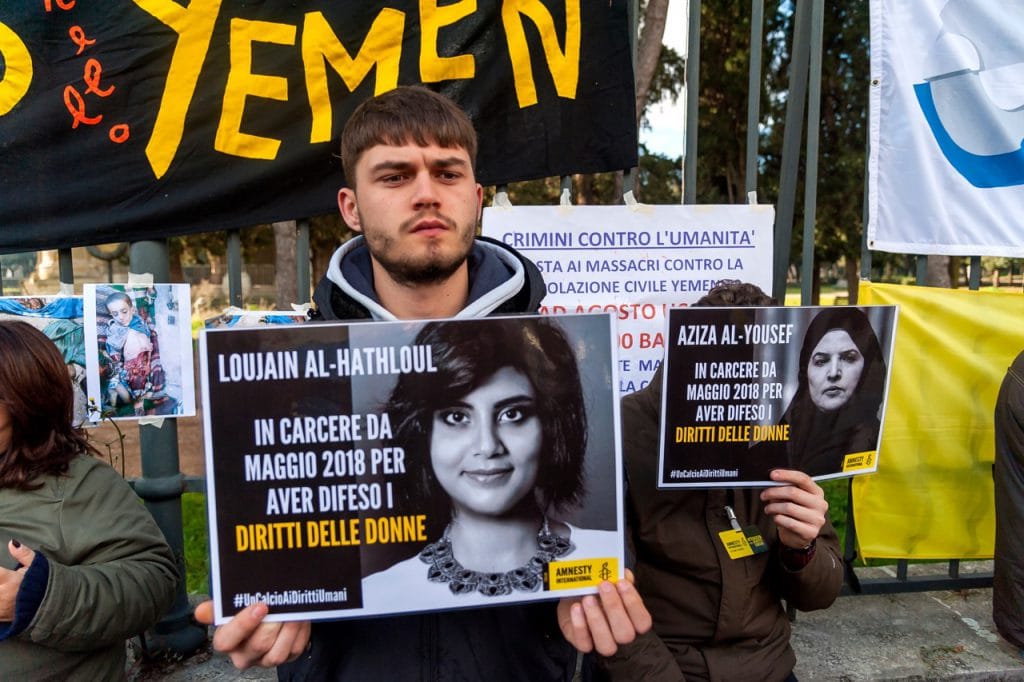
[419,518,575,597]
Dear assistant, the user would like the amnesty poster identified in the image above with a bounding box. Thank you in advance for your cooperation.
[200,313,623,623]
[658,305,898,487]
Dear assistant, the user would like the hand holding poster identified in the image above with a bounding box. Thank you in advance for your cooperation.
[199,314,623,623]
[658,306,898,487]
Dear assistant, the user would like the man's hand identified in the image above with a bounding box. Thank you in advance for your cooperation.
[557,569,652,656]
[761,468,828,549]
[0,541,34,621]
[193,600,311,669]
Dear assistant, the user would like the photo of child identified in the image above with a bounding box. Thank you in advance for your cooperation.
[100,290,166,416]
[84,284,195,421]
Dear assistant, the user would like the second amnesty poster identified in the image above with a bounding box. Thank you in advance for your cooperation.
[658,305,898,487]
[200,313,624,624]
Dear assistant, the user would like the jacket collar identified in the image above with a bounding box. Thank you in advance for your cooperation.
[322,236,534,321]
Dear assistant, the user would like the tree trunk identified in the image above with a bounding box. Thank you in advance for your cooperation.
[846,254,859,304]
[925,255,951,288]
[273,221,298,310]
[634,0,671,129]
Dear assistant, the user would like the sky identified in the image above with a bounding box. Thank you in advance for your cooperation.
[638,1,687,160]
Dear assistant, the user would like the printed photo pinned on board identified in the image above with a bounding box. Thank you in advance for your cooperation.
[83,283,195,421]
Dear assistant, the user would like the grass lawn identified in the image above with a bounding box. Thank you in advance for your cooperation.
[182,493,209,594]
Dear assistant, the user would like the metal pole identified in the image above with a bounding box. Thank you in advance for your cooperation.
[227,229,243,308]
[297,219,311,304]
[58,248,74,287]
[684,0,701,205]
[745,0,765,197]
[128,240,206,656]
[860,139,872,281]
[969,256,981,290]
[771,0,812,301]
[799,1,824,305]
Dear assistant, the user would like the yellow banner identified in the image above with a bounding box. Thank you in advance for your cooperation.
[853,281,1024,559]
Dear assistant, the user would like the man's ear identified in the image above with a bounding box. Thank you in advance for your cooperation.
[338,187,362,232]
[475,183,484,223]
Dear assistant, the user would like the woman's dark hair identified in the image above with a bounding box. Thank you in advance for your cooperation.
[795,307,886,409]
[0,320,97,489]
[386,317,587,516]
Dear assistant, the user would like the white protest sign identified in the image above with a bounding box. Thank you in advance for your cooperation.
[483,204,775,392]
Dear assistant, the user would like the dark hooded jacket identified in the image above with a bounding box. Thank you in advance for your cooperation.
[281,236,598,682]
[994,350,1024,649]
[782,308,886,477]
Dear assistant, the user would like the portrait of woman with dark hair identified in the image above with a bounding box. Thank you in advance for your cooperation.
[0,320,177,679]
[361,317,615,609]
[782,307,888,477]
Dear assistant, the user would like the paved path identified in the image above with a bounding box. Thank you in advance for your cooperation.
[133,563,1024,680]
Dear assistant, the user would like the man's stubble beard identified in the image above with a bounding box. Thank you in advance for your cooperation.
[361,210,476,287]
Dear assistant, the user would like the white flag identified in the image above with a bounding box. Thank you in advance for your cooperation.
[868,0,1024,257]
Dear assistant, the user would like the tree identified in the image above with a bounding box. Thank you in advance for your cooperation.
[273,221,298,308]
[759,2,871,302]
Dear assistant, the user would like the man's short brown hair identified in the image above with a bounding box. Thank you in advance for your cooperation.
[340,86,478,186]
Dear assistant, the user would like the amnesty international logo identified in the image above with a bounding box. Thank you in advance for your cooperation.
[842,450,877,472]
[546,558,620,591]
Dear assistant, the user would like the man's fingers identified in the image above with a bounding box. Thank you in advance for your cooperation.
[569,601,595,653]
[259,620,311,667]
[211,603,270,666]
[616,579,652,635]
[581,592,623,657]
[193,600,214,625]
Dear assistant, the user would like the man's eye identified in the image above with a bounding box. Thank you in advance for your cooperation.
[380,174,406,184]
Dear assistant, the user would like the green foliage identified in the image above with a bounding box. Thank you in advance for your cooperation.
[644,45,687,117]
[760,2,870,279]
[182,493,209,594]
[820,478,848,551]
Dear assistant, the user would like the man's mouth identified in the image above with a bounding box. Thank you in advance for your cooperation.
[409,217,451,236]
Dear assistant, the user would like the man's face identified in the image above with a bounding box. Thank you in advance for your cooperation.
[338,142,483,287]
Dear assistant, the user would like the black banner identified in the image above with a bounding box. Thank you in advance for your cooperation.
[0,1,637,253]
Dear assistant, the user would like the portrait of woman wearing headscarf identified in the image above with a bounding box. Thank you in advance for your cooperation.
[782,307,887,478]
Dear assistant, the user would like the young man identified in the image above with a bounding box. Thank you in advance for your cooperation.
[195,85,650,679]
[602,282,844,681]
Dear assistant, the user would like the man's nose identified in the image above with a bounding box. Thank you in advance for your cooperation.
[412,172,441,210]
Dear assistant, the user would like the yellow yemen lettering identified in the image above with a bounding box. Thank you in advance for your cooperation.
[302,10,403,144]
[419,0,476,82]
[215,19,296,159]
[133,0,221,178]
[0,22,32,116]
[501,0,580,107]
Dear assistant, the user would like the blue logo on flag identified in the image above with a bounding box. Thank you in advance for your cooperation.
[915,2,1024,189]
